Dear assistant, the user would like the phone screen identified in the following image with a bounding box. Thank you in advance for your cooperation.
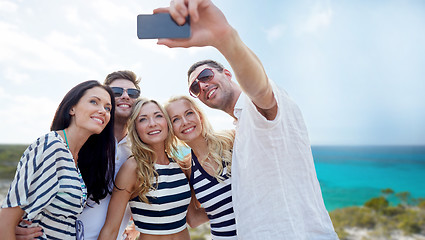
[137,13,190,39]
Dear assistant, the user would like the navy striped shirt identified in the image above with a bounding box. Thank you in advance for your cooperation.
[129,159,191,235]
[190,151,237,239]
[1,131,87,239]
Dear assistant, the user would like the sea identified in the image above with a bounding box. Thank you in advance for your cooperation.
[313,145,425,211]
[1,145,425,212]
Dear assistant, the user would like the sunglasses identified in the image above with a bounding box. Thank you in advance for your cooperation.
[189,68,215,98]
[111,87,140,99]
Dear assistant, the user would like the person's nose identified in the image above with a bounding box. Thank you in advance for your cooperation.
[98,106,106,115]
[199,81,210,93]
[181,116,189,125]
[121,89,130,99]
[148,117,157,127]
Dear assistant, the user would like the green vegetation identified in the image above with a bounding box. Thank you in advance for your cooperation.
[0,144,27,179]
[330,188,425,239]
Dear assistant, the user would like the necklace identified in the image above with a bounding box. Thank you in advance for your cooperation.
[62,129,69,149]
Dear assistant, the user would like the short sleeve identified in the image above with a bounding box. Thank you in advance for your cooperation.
[2,133,66,220]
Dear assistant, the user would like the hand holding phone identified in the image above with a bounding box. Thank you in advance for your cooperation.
[137,13,190,39]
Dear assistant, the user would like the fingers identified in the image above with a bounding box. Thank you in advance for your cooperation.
[123,223,140,240]
[168,0,187,25]
[20,219,32,225]
[153,7,169,14]
[187,0,200,22]
[157,38,190,48]
[15,226,43,240]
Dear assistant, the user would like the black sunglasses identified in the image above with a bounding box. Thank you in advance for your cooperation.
[189,68,215,98]
[111,87,140,99]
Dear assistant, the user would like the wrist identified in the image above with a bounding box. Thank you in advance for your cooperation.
[215,27,239,55]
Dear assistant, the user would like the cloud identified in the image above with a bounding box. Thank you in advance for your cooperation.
[3,67,30,85]
[298,3,333,34]
[0,92,58,144]
[0,21,104,77]
[88,1,136,24]
[265,24,286,43]
[0,0,18,13]
[63,6,93,31]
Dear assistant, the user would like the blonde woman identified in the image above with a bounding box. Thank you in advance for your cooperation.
[165,95,237,239]
[98,98,191,240]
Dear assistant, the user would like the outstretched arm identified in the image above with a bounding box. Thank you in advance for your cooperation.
[155,0,277,120]
[98,158,138,240]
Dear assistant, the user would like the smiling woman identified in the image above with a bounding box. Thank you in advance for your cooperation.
[98,98,192,240]
[0,80,116,240]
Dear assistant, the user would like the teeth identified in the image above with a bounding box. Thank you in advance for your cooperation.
[92,118,103,124]
[148,130,161,135]
[183,127,195,133]
[208,89,216,99]
[118,104,130,108]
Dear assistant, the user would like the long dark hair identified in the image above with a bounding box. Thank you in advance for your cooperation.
[50,80,116,203]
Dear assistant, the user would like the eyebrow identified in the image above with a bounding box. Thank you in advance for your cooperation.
[91,96,112,106]
[91,96,101,100]
[138,111,162,118]
[170,108,191,119]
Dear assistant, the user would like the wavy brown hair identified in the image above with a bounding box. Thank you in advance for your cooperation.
[165,96,234,181]
[128,98,179,203]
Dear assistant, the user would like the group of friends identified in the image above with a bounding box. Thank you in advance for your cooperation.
[0,0,339,239]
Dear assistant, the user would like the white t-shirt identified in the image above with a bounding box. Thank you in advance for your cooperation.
[232,81,339,239]
[78,136,133,240]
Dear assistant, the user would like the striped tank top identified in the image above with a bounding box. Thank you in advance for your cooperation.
[190,151,237,239]
[129,158,191,235]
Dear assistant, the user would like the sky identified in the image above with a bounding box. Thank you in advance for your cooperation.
[0,0,424,145]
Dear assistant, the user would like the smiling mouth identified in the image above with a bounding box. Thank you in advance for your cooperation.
[207,88,216,99]
[117,103,131,108]
[182,126,195,134]
[92,117,104,124]
[148,130,161,135]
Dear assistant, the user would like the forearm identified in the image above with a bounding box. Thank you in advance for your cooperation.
[98,196,128,240]
[0,225,16,240]
[0,207,24,240]
[98,226,118,240]
[186,192,209,228]
[218,28,275,110]
[187,207,209,228]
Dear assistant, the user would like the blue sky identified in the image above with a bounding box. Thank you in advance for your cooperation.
[0,0,424,145]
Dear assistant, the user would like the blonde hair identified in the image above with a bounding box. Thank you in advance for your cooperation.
[165,96,234,181]
[128,98,179,203]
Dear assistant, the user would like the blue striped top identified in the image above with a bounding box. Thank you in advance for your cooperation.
[129,159,191,235]
[190,151,237,239]
[1,131,87,239]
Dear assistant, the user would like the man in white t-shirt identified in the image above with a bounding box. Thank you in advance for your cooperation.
[15,70,140,240]
[157,0,339,239]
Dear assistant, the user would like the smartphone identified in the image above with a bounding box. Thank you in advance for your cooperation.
[137,13,190,39]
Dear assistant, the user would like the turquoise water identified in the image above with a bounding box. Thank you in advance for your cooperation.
[313,146,425,211]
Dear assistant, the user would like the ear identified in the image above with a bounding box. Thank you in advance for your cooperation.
[223,69,232,80]
[69,107,75,116]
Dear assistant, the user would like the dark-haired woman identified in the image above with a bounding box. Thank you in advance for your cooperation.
[0,80,116,239]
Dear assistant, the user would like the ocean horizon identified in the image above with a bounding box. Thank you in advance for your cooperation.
[1,145,425,212]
